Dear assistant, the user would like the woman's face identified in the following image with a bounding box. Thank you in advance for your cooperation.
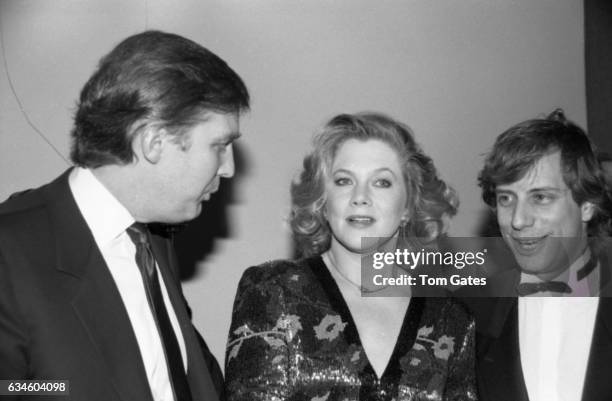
[325,138,409,255]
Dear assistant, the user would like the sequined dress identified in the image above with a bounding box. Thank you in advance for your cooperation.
[225,257,477,401]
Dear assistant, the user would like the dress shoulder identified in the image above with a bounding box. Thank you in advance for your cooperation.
[237,258,317,291]
[241,258,306,278]
[230,258,320,325]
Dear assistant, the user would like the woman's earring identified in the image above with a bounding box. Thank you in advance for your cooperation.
[398,217,407,245]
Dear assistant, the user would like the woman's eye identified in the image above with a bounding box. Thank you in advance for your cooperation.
[374,179,392,188]
[334,177,351,186]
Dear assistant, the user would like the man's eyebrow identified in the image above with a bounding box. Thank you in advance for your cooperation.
[527,187,564,193]
[221,132,242,142]
[495,187,564,194]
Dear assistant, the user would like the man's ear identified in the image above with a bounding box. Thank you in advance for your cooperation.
[136,126,165,164]
[581,201,595,223]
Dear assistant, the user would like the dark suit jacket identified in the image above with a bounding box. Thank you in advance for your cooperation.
[461,250,612,401]
[0,170,223,401]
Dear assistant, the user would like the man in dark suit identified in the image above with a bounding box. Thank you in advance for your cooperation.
[467,110,612,401]
[0,30,250,401]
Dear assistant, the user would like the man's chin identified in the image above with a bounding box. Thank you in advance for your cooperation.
[185,203,203,221]
[161,203,203,224]
[512,253,569,279]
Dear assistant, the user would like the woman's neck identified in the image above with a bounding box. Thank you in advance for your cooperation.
[324,243,363,286]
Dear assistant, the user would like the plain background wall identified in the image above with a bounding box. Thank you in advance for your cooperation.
[0,0,586,367]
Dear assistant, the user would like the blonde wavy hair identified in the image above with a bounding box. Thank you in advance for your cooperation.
[290,112,459,257]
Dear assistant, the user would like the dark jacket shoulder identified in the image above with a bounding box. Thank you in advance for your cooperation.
[0,170,70,222]
[0,171,72,250]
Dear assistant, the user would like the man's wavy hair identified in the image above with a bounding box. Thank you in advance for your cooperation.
[478,109,612,237]
[70,30,250,168]
[290,112,459,257]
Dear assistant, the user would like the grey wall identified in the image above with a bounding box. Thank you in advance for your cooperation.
[0,0,586,367]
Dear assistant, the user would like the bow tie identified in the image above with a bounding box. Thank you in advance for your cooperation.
[516,281,572,296]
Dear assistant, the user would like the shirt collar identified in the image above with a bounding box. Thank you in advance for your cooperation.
[519,248,600,296]
[69,167,135,249]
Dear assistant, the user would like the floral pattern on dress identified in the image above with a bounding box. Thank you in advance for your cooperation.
[314,314,348,341]
[227,313,303,362]
[396,327,461,398]
[225,257,478,401]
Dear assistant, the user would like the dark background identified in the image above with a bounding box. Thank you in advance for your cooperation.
[586,0,612,153]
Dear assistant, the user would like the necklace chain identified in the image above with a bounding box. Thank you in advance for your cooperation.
[323,253,387,294]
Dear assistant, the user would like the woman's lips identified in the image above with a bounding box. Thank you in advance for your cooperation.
[346,215,376,227]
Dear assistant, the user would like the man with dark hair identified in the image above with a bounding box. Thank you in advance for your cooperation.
[470,110,612,401]
[0,30,249,401]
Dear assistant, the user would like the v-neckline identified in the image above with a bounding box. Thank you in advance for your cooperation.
[309,255,425,381]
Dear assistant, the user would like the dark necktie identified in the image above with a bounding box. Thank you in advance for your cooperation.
[516,281,572,296]
[127,223,192,401]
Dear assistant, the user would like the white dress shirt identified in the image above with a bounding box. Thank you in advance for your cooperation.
[69,167,187,401]
[518,250,599,401]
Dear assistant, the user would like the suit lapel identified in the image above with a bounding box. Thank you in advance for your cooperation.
[71,251,154,401]
[581,298,612,401]
[149,232,220,401]
[45,170,153,401]
[471,269,529,400]
[582,245,612,400]
[597,244,612,296]
[476,298,530,401]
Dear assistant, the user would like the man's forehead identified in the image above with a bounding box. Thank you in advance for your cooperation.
[496,152,568,193]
